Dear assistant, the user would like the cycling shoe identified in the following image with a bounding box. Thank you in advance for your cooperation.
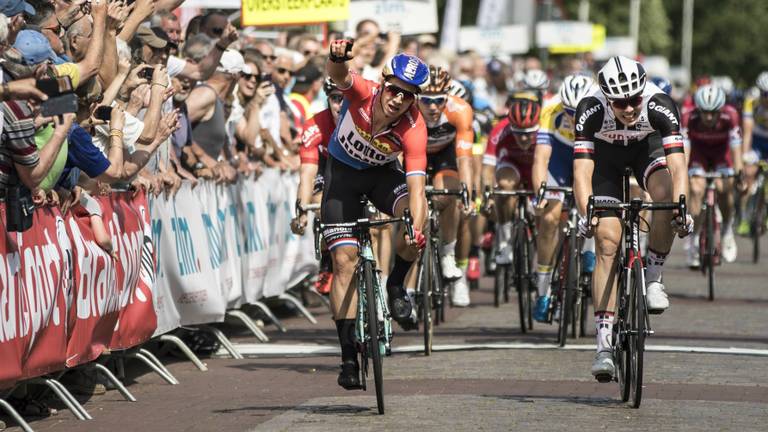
[337,360,361,390]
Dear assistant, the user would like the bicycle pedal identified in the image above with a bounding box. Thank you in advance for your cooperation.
[594,373,613,384]
[647,308,665,315]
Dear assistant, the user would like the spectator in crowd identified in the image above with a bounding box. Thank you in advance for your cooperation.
[200,11,228,40]
[152,9,182,47]
[289,63,323,129]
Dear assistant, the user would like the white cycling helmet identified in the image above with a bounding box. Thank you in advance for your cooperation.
[597,56,647,100]
[559,74,595,110]
[756,71,768,92]
[694,84,726,112]
[522,69,550,90]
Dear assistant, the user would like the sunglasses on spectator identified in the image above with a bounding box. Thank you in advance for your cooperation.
[418,95,447,105]
[241,73,259,81]
[211,27,224,36]
[383,81,416,102]
[260,54,277,62]
[302,50,318,57]
[328,94,344,104]
[610,95,644,109]
[276,67,293,76]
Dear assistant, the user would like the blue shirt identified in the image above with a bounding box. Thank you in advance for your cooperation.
[63,124,111,180]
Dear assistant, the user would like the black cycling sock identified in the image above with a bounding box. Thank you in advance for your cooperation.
[335,319,357,363]
[386,254,413,296]
[469,245,480,258]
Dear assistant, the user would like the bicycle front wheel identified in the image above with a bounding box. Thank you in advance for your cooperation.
[629,259,646,408]
[363,261,385,414]
[422,244,434,356]
[515,224,531,334]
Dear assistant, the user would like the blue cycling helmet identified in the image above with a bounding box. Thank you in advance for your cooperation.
[650,76,672,95]
[381,53,430,93]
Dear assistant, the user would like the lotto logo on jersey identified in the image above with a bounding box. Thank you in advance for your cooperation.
[352,125,393,154]
[336,115,393,165]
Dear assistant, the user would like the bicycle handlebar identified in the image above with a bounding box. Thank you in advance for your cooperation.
[536,181,573,204]
[692,171,735,180]
[425,183,470,210]
[586,194,688,231]
[296,202,321,216]
[313,208,415,259]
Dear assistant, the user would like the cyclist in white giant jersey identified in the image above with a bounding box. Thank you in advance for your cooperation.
[573,56,692,382]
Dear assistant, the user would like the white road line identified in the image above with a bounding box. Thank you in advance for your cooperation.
[218,342,768,358]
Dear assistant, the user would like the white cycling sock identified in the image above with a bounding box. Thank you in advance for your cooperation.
[535,264,553,297]
[500,222,513,244]
[645,248,667,283]
[441,240,457,258]
[595,311,614,352]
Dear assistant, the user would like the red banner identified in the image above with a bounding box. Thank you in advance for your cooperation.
[0,191,158,388]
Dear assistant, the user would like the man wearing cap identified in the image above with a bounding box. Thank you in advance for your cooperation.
[185,49,243,182]
[0,0,35,45]
[289,63,323,130]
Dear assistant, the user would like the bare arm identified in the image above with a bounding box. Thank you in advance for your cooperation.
[297,163,318,208]
[77,1,107,84]
[95,106,127,182]
[742,117,754,155]
[532,144,552,198]
[406,175,428,232]
[573,159,595,216]
[178,24,238,81]
[156,0,186,11]
[136,66,170,145]
[665,152,689,202]
[117,0,154,42]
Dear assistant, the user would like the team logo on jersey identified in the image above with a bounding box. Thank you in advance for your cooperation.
[596,129,652,143]
[647,101,679,126]
[353,124,393,153]
[301,124,320,146]
[576,104,602,132]
[335,114,395,165]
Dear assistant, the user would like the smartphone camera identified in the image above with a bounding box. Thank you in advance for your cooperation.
[94,105,112,122]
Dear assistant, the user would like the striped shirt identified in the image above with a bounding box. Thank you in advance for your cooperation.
[0,100,38,188]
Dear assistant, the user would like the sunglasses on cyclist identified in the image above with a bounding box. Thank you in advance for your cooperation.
[328,94,344,104]
[610,95,644,110]
[383,81,416,102]
[276,67,293,76]
[418,95,447,105]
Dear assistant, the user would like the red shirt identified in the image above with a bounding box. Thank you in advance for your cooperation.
[483,118,537,187]
[299,108,335,165]
[327,73,428,177]
[682,104,741,150]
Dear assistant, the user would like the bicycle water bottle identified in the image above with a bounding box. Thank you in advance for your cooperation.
[582,250,596,273]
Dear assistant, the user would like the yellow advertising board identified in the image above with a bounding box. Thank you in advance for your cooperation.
[548,24,606,54]
[242,0,350,26]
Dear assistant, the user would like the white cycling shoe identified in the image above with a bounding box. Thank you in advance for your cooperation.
[441,253,463,281]
[495,242,513,265]
[451,274,471,307]
[591,350,615,383]
[646,281,670,314]
[722,230,738,263]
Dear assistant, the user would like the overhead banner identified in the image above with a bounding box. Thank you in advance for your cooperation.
[242,0,350,26]
[349,0,438,35]
[536,21,606,54]
[458,25,529,56]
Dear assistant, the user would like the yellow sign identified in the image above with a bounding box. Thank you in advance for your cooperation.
[242,0,350,26]
[549,24,606,54]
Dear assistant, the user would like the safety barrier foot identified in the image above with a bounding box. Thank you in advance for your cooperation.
[29,378,92,421]
[250,301,287,332]
[157,334,208,371]
[137,349,180,384]
[279,293,318,324]
[304,285,331,310]
[125,352,178,385]
[227,310,270,342]
[199,325,244,359]
[0,398,35,432]
[91,363,137,402]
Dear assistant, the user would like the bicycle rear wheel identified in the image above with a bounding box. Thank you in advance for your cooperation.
[704,202,715,301]
[363,261,384,414]
[752,187,765,264]
[562,230,579,346]
[630,259,647,408]
[553,237,568,346]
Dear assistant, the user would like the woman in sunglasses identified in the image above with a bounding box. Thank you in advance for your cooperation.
[323,39,429,390]
[572,55,692,383]
[416,64,475,307]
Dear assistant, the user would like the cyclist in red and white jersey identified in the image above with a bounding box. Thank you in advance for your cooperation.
[325,39,429,390]
[682,84,743,266]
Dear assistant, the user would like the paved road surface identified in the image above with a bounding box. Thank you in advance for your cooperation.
[5,235,767,431]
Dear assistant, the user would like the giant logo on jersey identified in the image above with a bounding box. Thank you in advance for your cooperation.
[576,104,602,132]
[335,113,396,165]
[647,101,679,126]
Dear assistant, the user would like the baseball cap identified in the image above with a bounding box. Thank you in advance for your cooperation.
[13,30,66,65]
[293,64,322,85]
[136,26,167,49]
[0,0,35,17]
[217,49,245,74]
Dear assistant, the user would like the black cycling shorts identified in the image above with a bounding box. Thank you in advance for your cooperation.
[592,132,668,205]
[313,156,327,195]
[426,144,458,178]
[321,156,408,249]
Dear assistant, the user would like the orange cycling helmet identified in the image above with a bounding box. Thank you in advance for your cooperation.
[507,94,541,132]
[422,65,452,94]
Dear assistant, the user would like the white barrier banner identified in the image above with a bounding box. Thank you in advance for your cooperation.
[150,170,318,334]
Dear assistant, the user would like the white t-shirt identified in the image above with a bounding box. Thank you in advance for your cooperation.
[95,110,143,155]
[260,93,282,148]
[227,93,264,151]
[167,55,186,78]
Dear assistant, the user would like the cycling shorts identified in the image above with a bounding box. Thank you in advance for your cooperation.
[752,134,768,160]
[313,157,327,195]
[592,132,668,208]
[688,143,734,177]
[320,156,408,249]
[427,144,458,178]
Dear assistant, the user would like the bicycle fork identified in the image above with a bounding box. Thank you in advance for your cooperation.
[623,212,654,338]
